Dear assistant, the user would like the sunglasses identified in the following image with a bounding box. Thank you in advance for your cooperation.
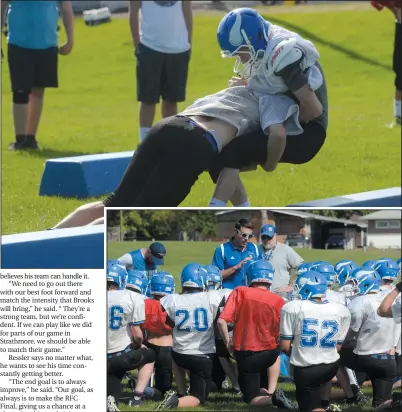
[261,235,274,241]
[236,229,254,239]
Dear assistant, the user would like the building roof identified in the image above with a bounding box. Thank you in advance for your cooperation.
[358,210,402,221]
[215,209,367,228]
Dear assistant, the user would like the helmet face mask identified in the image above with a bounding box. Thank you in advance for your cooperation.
[204,266,223,291]
[293,271,327,301]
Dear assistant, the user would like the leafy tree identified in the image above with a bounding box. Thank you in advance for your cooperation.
[309,210,373,219]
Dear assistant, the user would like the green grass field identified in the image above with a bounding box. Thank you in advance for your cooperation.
[2,5,401,235]
[108,241,400,411]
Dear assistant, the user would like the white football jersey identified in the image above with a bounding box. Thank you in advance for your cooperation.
[392,295,401,354]
[280,300,351,367]
[326,289,347,306]
[248,25,320,96]
[161,291,223,355]
[107,289,145,353]
[348,293,400,355]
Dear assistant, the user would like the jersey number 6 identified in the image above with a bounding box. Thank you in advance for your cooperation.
[109,305,124,330]
[300,318,339,348]
[175,308,209,332]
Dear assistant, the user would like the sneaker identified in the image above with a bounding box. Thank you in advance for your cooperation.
[272,388,298,410]
[351,384,369,404]
[222,376,230,389]
[155,390,178,410]
[128,396,143,407]
[107,395,120,412]
[8,135,26,151]
[326,404,342,411]
[392,391,402,408]
[22,135,40,149]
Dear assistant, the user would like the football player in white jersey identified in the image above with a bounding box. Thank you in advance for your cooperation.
[209,7,327,207]
[107,263,155,412]
[310,261,346,305]
[157,263,223,409]
[280,271,351,412]
[377,281,402,405]
[375,259,400,295]
[204,265,241,394]
[339,269,398,408]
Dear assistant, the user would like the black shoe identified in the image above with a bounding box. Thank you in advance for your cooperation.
[23,135,40,150]
[351,384,369,404]
[8,135,26,150]
[272,389,298,410]
[155,391,179,410]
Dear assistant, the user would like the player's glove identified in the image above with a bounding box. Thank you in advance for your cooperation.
[395,281,402,293]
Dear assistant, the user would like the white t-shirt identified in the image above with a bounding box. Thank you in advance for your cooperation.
[280,300,351,367]
[140,1,190,53]
[161,290,222,355]
[107,289,145,353]
[326,289,347,306]
[348,293,400,355]
[391,295,401,354]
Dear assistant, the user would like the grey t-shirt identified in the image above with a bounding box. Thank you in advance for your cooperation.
[258,242,304,290]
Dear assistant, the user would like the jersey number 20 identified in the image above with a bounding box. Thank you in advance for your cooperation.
[301,318,339,348]
[176,308,208,332]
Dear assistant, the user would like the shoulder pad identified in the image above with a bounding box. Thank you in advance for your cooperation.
[270,40,304,73]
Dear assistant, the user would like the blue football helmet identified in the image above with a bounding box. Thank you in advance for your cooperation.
[310,261,336,286]
[246,260,275,286]
[348,268,381,295]
[361,260,377,269]
[150,272,175,297]
[217,8,269,78]
[296,262,314,277]
[181,263,208,290]
[374,259,399,282]
[107,260,127,289]
[293,271,327,301]
[334,260,359,285]
[204,265,223,291]
[126,270,148,295]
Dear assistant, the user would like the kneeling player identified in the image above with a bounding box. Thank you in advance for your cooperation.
[218,260,296,409]
[157,264,223,409]
[280,271,351,412]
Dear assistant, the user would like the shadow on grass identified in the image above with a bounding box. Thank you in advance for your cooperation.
[12,148,104,160]
[264,16,393,72]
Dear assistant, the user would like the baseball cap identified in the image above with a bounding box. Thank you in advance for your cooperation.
[149,242,166,265]
[261,224,276,237]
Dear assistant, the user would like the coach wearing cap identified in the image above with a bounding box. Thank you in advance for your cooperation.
[117,241,166,281]
[258,224,303,293]
[212,219,260,290]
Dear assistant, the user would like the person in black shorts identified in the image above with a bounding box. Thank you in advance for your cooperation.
[129,1,193,142]
[1,0,74,150]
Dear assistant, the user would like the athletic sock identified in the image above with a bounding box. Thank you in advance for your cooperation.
[235,199,251,207]
[394,99,401,119]
[209,198,227,207]
[139,127,151,141]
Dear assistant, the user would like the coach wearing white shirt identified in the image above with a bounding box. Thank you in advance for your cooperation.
[257,224,304,293]
[129,1,193,141]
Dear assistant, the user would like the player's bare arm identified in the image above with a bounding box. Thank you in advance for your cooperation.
[128,0,141,48]
[262,123,287,172]
[377,283,402,317]
[293,84,323,122]
[130,325,144,348]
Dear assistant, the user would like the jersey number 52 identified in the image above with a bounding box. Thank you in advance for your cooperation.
[175,308,209,332]
[300,318,339,348]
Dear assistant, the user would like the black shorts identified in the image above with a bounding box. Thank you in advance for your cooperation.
[136,43,191,104]
[103,115,218,207]
[293,361,339,412]
[7,43,58,91]
[234,348,279,403]
[394,22,402,90]
[215,339,231,358]
[396,352,401,376]
[145,342,173,394]
[339,348,397,407]
[172,351,214,403]
[209,121,327,182]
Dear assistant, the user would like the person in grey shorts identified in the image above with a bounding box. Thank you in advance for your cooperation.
[129,1,193,142]
[257,224,304,293]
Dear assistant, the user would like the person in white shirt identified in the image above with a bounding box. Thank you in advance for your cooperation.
[375,259,400,295]
[339,269,398,408]
[157,263,223,409]
[107,262,155,412]
[280,271,351,412]
[129,0,193,141]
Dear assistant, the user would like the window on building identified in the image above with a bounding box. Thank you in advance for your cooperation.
[375,220,401,229]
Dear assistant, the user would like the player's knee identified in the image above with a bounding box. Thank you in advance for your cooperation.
[13,89,30,104]
[140,347,156,365]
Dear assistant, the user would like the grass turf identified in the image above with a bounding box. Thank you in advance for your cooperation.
[108,242,401,411]
[2,6,401,234]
